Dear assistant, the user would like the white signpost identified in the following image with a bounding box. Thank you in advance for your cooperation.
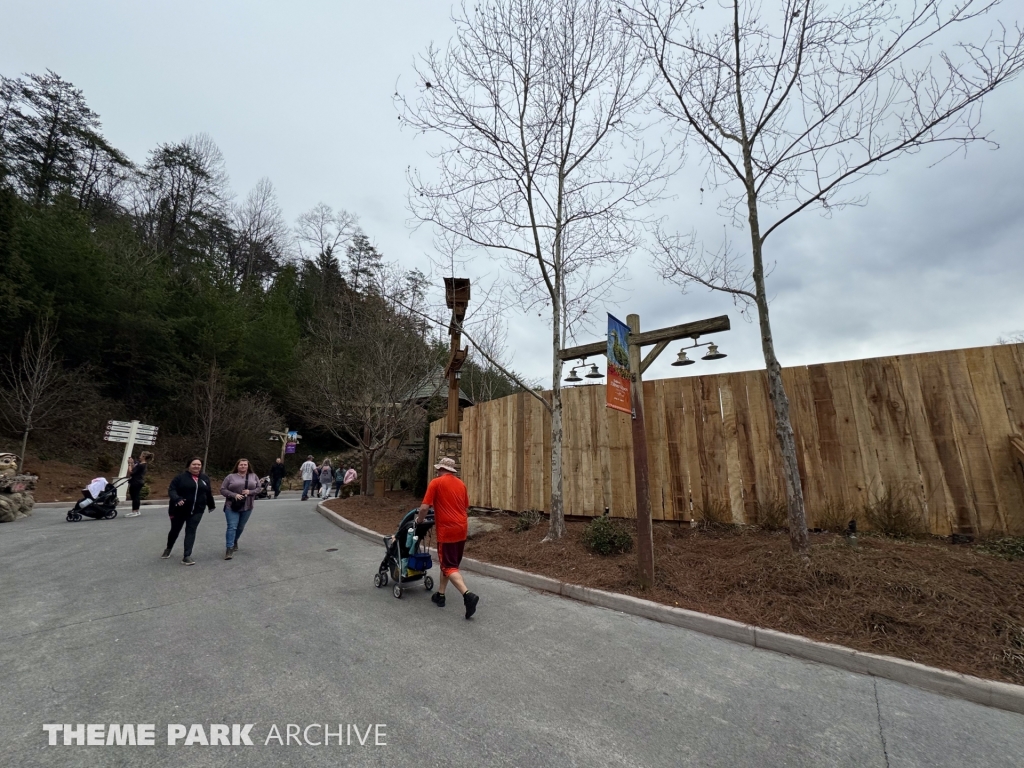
[104,420,159,501]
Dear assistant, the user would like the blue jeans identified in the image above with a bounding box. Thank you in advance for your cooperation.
[302,479,312,499]
[224,506,253,549]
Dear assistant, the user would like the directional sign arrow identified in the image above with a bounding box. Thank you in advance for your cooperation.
[107,420,133,429]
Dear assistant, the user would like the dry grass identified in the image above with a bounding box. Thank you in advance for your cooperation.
[754,497,788,531]
[327,493,1024,685]
[863,485,925,538]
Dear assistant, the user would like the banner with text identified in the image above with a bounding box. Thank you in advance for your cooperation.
[606,314,632,414]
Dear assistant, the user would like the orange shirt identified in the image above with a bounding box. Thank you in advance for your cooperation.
[422,473,469,543]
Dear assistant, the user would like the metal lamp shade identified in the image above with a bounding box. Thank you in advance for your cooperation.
[702,343,727,361]
[671,350,695,366]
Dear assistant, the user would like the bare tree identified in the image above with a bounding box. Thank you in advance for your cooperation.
[191,361,228,470]
[997,331,1024,344]
[294,202,359,262]
[399,0,665,539]
[292,292,441,496]
[213,392,284,472]
[229,177,291,286]
[131,133,231,271]
[621,0,1024,557]
[0,318,79,472]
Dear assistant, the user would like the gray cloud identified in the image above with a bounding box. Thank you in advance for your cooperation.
[2,1,1021,386]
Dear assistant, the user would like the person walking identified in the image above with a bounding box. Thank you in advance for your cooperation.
[269,457,286,499]
[333,465,345,498]
[162,457,216,565]
[318,460,333,499]
[300,455,316,500]
[125,451,153,518]
[416,457,479,619]
[220,458,259,560]
[343,466,358,497]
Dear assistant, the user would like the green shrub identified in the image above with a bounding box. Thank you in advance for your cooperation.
[755,497,788,530]
[139,481,151,500]
[978,537,1024,561]
[582,516,634,556]
[863,486,924,538]
[512,509,541,533]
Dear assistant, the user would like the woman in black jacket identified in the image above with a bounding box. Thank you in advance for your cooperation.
[125,451,153,518]
[162,457,216,565]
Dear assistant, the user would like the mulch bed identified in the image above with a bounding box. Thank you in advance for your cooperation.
[17,456,188,503]
[325,493,1024,685]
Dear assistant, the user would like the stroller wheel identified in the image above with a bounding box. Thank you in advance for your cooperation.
[392,585,402,599]
[105,509,118,519]
[66,511,75,522]
[373,573,383,588]
[380,571,388,586]
[424,575,434,591]
[72,512,82,522]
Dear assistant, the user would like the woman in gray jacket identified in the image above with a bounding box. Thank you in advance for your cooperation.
[220,458,259,560]
[318,460,333,499]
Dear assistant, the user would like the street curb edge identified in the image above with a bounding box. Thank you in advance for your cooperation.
[315,503,1024,716]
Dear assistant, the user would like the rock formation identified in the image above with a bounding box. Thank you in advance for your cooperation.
[0,453,37,523]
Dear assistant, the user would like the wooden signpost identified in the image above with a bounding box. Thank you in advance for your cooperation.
[559,313,730,588]
[104,420,159,501]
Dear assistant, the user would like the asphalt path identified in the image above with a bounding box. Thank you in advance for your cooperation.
[2,497,1023,767]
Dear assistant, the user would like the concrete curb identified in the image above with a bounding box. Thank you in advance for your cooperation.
[316,503,1024,716]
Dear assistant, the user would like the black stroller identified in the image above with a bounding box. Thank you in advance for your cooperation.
[374,508,435,599]
[257,476,272,500]
[66,477,128,522]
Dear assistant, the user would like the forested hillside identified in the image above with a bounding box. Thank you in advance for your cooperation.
[0,70,520,484]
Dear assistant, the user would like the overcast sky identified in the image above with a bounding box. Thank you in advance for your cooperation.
[3,0,1022,387]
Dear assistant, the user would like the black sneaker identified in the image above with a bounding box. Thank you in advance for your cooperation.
[431,592,446,608]
[160,548,172,559]
[182,557,195,566]
[463,591,479,619]
[231,544,238,552]
[224,549,233,560]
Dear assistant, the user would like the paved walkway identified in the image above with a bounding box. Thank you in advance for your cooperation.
[1,498,1022,767]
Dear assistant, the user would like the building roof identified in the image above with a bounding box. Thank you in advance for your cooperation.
[405,368,474,408]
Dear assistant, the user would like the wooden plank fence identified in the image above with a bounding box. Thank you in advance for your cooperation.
[430,343,1024,535]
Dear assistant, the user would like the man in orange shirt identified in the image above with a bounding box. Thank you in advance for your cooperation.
[416,456,479,619]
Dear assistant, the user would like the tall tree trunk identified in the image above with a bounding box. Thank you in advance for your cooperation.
[361,425,371,496]
[544,314,566,541]
[18,428,29,473]
[746,191,810,558]
[366,455,377,498]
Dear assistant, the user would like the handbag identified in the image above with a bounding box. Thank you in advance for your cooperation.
[229,475,249,512]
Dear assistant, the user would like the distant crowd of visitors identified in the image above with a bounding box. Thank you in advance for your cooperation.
[299,455,358,501]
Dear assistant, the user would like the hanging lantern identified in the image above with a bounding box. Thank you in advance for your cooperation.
[702,343,727,361]
[671,349,695,366]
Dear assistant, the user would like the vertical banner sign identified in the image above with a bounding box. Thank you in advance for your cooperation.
[606,314,632,414]
[285,430,298,454]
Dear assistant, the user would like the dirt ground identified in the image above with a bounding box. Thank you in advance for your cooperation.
[17,455,212,502]
[326,493,1024,686]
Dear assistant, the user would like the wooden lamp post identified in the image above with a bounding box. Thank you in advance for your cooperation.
[559,313,731,588]
[438,278,470,471]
